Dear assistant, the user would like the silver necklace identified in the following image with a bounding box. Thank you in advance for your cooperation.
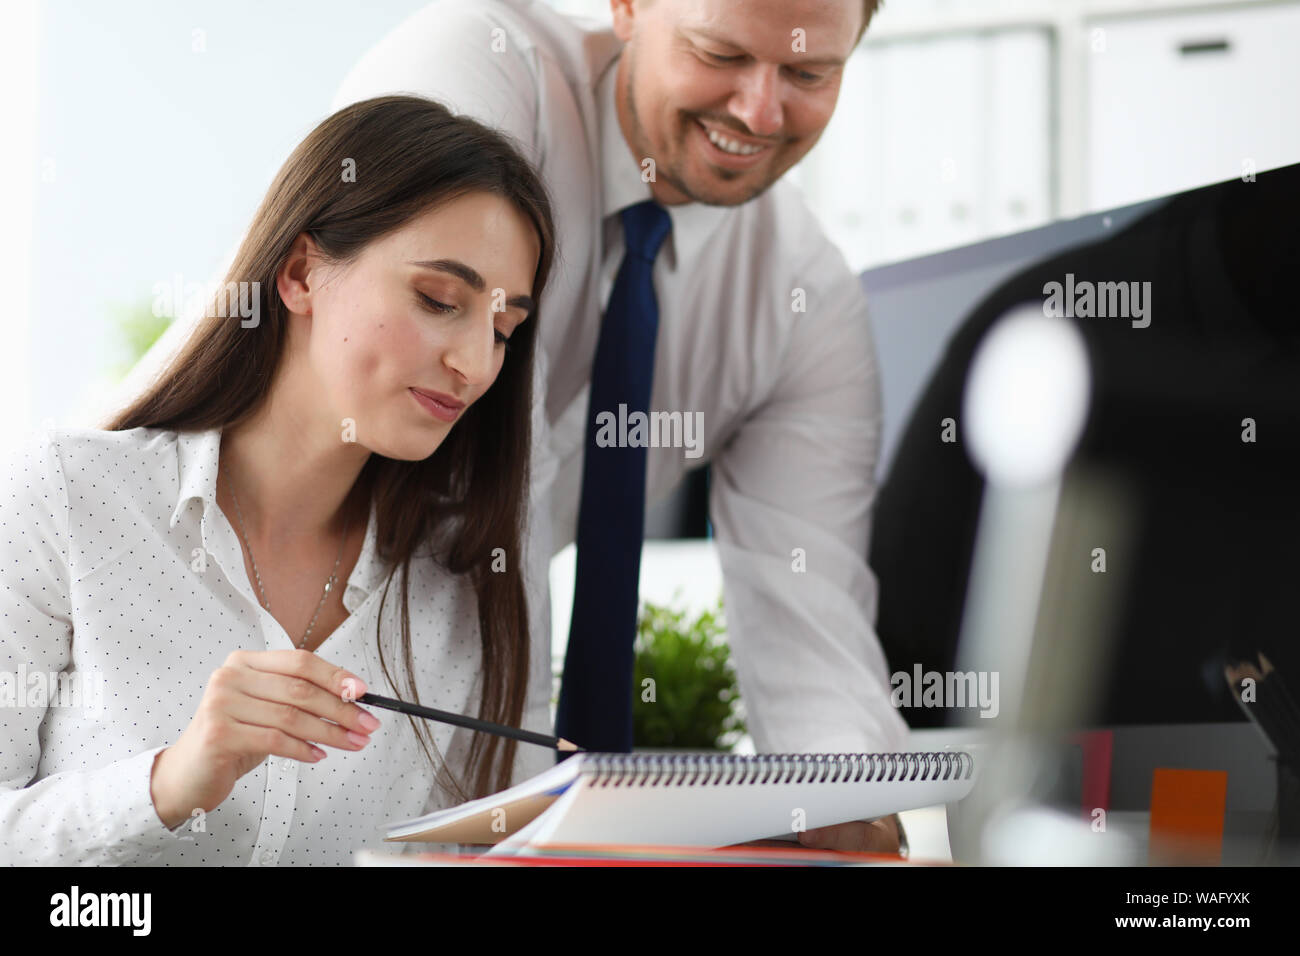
[220,469,351,650]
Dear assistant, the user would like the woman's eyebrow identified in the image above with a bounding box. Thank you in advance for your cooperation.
[407,258,535,313]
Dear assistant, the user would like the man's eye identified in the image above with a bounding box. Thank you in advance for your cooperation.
[705,51,742,64]
[417,292,455,314]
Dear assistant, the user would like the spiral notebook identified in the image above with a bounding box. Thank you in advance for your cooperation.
[382,750,978,856]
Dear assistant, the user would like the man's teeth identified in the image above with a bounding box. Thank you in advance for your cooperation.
[703,125,764,156]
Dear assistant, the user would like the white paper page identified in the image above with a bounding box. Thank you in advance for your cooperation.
[385,756,582,839]
[517,768,978,849]
[482,782,588,857]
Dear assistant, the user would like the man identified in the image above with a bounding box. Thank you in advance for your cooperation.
[332,0,908,853]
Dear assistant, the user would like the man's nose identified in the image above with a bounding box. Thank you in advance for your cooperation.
[729,64,783,139]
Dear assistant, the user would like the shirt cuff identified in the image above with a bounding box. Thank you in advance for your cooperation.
[102,745,195,861]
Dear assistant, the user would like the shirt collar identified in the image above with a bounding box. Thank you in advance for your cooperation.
[170,426,221,531]
[596,52,730,269]
[598,53,651,221]
[169,425,387,598]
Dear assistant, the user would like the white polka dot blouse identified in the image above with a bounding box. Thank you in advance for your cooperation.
[0,425,552,865]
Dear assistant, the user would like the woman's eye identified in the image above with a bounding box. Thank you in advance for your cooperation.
[417,292,456,314]
[706,51,741,64]
[418,289,511,351]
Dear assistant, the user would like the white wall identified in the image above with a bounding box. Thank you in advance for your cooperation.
[0,0,39,445]
[27,0,447,434]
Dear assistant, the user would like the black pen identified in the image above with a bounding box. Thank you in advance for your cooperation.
[357,692,583,752]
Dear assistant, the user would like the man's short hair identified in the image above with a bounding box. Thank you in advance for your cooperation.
[857,0,884,45]
[630,1,883,47]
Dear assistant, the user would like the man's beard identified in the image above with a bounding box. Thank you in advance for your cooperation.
[623,54,776,206]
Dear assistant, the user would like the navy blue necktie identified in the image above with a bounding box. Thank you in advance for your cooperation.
[556,200,672,756]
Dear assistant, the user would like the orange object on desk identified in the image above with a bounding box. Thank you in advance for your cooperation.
[1148,768,1227,864]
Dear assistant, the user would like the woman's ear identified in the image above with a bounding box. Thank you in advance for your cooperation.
[276,232,325,316]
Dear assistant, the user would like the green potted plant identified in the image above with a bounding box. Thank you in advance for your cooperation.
[631,595,746,752]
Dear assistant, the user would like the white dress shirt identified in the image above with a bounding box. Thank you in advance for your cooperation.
[0,424,548,865]
[331,0,909,756]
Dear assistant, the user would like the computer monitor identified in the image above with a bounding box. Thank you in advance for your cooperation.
[868,161,1300,731]
[871,162,1300,863]
[938,296,1299,863]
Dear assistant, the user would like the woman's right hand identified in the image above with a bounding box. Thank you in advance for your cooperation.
[149,649,381,829]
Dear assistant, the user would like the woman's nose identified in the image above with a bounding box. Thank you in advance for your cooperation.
[442,308,497,387]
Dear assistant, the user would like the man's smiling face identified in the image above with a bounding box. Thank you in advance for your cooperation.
[610,0,864,206]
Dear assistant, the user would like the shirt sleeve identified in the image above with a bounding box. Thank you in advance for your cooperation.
[329,0,541,161]
[706,258,911,757]
[0,428,191,865]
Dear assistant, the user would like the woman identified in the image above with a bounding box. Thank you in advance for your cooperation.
[0,95,556,865]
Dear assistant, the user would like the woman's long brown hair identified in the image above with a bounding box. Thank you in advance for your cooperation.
[103,95,556,803]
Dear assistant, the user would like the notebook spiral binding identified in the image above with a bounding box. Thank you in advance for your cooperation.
[584,751,974,788]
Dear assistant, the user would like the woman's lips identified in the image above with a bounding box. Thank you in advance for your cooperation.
[409,387,462,423]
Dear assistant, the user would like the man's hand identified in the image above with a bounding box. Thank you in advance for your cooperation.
[797,814,906,856]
